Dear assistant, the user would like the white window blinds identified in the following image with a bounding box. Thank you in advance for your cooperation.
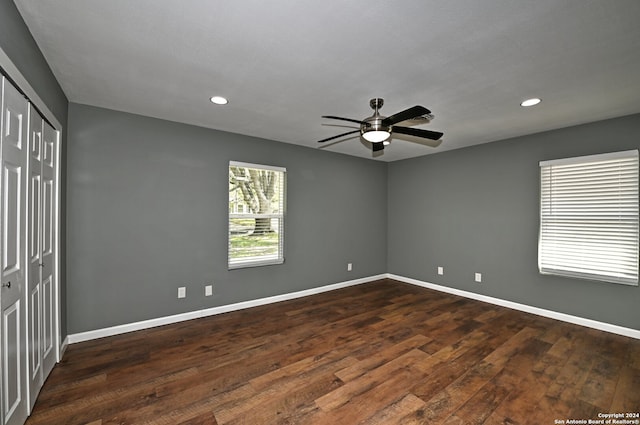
[228,161,286,269]
[539,150,639,285]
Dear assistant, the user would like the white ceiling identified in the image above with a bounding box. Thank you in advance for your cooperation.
[14,0,640,161]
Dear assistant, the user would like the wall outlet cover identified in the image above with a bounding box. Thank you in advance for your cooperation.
[475,273,482,283]
[178,287,186,298]
[437,266,444,275]
[205,285,213,296]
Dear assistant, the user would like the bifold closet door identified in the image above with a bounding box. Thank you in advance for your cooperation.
[27,109,57,408]
[26,108,43,408]
[1,77,29,425]
[39,120,57,383]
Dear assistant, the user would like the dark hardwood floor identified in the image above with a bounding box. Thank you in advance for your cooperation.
[26,279,640,424]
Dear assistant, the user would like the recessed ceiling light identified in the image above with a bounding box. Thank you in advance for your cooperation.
[210,96,228,105]
[520,98,541,107]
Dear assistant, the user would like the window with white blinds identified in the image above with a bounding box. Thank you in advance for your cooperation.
[539,150,639,285]
[228,161,286,269]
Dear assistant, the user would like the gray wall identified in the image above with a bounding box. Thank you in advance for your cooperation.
[0,1,69,336]
[66,103,387,333]
[0,1,67,123]
[68,106,640,334]
[388,114,640,330]
[3,0,638,342]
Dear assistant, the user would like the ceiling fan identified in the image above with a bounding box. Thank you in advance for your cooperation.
[318,98,444,152]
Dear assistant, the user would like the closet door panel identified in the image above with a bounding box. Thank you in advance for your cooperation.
[1,76,29,425]
[40,121,57,378]
[2,302,21,421]
[27,107,43,409]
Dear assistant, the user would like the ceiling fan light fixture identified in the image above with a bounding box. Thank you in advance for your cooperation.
[362,130,391,143]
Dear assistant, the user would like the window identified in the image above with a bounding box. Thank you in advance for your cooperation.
[539,150,639,285]
[228,161,286,269]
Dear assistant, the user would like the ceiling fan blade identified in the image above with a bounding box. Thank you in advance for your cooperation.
[393,133,442,148]
[393,126,443,140]
[372,142,385,152]
[322,115,363,124]
[318,133,361,149]
[381,106,431,126]
[317,129,360,143]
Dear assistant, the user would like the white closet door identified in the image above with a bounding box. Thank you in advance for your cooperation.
[26,107,43,408]
[40,121,57,379]
[25,106,59,411]
[1,77,29,425]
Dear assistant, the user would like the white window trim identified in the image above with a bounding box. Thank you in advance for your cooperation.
[229,161,286,173]
[228,161,286,270]
[539,150,638,167]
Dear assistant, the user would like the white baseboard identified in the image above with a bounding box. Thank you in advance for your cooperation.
[60,336,69,359]
[387,273,640,340]
[67,274,386,344]
[67,272,639,344]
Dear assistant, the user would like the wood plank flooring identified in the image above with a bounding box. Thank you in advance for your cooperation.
[26,279,640,424]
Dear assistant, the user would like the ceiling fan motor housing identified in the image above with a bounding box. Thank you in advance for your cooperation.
[361,117,390,135]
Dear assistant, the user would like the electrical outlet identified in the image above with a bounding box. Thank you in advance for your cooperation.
[347,263,353,271]
[437,266,444,275]
[205,285,213,297]
[178,286,186,298]
[475,273,482,283]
